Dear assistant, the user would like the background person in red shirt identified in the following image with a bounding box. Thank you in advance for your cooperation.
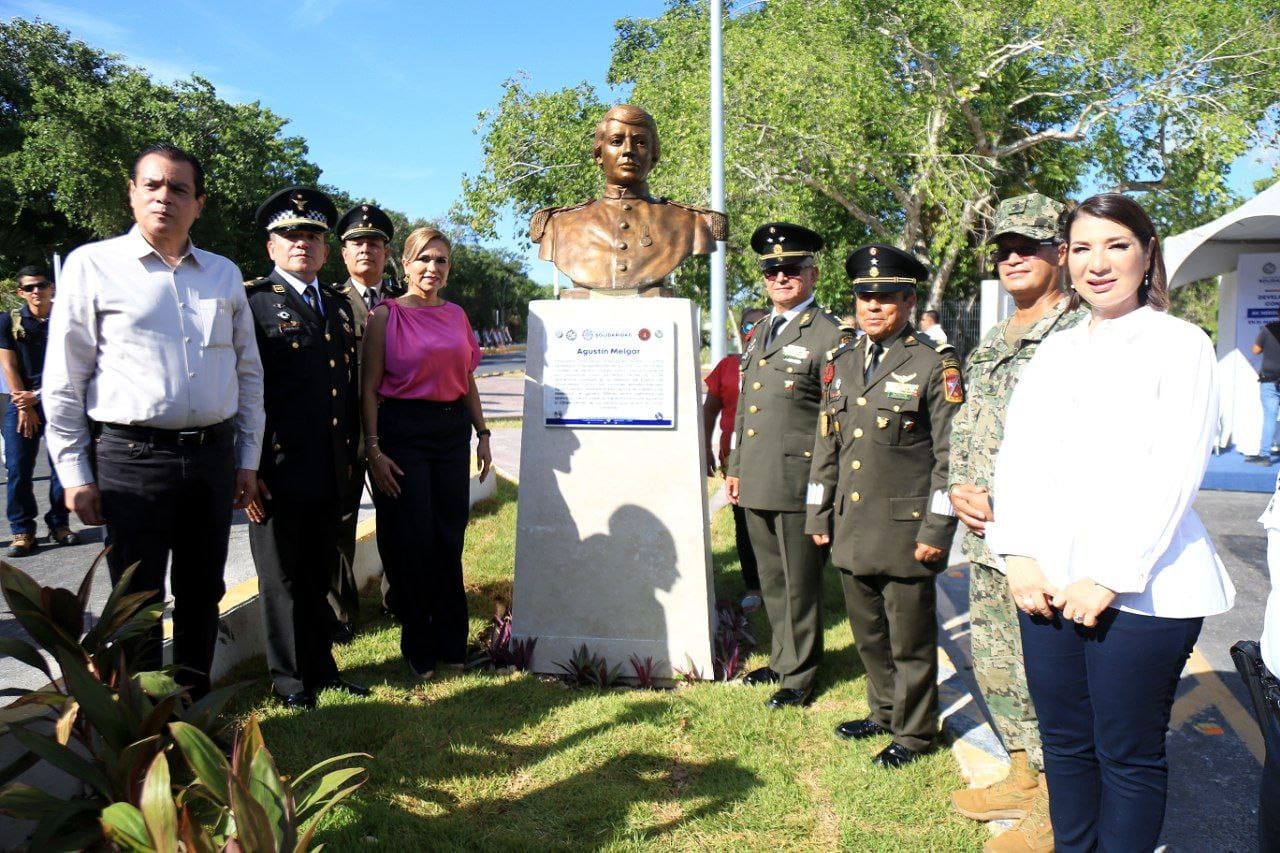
[704,307,769,611]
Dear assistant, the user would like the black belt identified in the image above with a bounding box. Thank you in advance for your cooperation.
[98,419,233,448]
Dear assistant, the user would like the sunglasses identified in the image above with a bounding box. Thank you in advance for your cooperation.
[763,263,811,280]
[993,240,1058,263]
[17,282,52,293]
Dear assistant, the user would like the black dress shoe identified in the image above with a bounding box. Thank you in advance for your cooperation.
[872,742,928,769]
[272,689,316,710]
[834,717,890,740]
[743,666,780,686]
[766,687,812,709]
[1246,454,1274,465]
[314,677,371,697]
[331,622,356,645]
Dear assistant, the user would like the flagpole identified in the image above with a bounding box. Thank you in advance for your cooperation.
[708,0,727,363]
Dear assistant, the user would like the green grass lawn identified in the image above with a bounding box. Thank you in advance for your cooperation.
[226,479,987,850]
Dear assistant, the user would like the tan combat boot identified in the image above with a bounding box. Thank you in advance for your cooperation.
[983,775,1053,853]
[951,750,1039,820]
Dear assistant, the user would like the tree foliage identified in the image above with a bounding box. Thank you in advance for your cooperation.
[0,19,544,335]
[458,0,1280,310]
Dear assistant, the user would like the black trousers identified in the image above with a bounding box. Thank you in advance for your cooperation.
[731,504,760,591]
[249,497,341,695]
[373,398,471,673]
[329,459,366,627]
[95,427,235,698]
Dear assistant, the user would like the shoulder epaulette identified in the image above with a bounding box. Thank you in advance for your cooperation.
[827,338,858,361]
[529,199,595,242]
[665,200,728,241]
[244,277,272,290]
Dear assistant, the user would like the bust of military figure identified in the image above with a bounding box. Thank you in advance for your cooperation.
[529,104,728,296]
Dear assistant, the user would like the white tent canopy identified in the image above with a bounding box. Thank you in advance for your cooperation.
[1165,180,1280,289]
[1160,180,1280,454]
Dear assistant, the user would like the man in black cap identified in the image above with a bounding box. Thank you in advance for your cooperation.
[725,222,848,709]
[328,204,396,641]
[245,186,368,708]
[805,244,962,767]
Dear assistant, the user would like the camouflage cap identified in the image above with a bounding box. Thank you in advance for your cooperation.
[989,193,1066,243]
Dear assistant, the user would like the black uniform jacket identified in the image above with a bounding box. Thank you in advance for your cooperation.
[805,326,963,578]
[245,270,358,505]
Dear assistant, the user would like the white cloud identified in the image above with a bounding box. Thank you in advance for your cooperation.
[7,0,130,41]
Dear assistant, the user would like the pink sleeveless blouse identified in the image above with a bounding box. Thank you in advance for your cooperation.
[377,299,481,401]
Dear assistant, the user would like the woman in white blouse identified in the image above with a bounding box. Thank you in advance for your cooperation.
[987,193,1234,852]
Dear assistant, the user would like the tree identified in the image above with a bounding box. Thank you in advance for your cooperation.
[458,0,1280,310]
[0,19,320,273]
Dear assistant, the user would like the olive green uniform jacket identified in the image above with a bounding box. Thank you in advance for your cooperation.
[726,305,846,510]
[805,326,963,576]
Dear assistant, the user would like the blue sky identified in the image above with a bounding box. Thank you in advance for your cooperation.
[1,0,670,280]
[3,0,1274,284]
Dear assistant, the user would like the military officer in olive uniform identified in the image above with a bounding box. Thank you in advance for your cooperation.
[327,203,396,641]
[806,244,963,768]
[245,186,369,709]
[726,222,847,709]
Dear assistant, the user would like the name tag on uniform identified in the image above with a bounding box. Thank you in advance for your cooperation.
[782,344,809,363]
[884,381,919,399]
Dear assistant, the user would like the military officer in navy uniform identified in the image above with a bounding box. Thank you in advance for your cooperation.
[806,244,963,768]
[328,203,396,641]
[726,222,848,709]
[245,186,369,709]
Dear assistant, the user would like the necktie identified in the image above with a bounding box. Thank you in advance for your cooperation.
[365,288,377,311]
[864,341,883,384]
[767,315,787,347]
[303,285,323,317]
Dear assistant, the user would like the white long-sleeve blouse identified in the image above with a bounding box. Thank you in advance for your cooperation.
[986,305,1234,618]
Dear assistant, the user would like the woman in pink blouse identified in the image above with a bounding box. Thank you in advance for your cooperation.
[362,226,491,679]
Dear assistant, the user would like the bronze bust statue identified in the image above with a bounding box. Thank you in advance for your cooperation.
[530,104,728,296]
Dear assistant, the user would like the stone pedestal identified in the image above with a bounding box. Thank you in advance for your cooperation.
[512,298,715,677]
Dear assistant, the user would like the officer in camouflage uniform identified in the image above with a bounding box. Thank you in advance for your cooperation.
[948,193,1085,852]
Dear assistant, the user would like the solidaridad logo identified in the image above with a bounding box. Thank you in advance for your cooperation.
[556,327,661,341]
[1265,262,1278,275]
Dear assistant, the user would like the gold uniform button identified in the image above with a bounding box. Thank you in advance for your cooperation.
[746,428,756,437]
[618,241,628,250]
[618,261,629,271]
[803,451,811,458]
[325,332,331,341]
[272,443,281,452]
[759,358,768,367]
[853,428,864,438]
[893,405,901,412]
[329,359,336,367]
[331,388,337,397]
[912,511,921,518]
[291,342,300,349]
[749,405,758,414]
[619,221,630,230]
[851,492,861,502]
[331,417,338,427]
[752,381,762,390]
[856,397,867,406]
[852,460,861,470]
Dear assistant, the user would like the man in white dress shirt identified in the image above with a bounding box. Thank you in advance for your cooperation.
[43,143,264,697]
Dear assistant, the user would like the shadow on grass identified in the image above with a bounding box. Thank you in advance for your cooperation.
[246,670,761,848]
